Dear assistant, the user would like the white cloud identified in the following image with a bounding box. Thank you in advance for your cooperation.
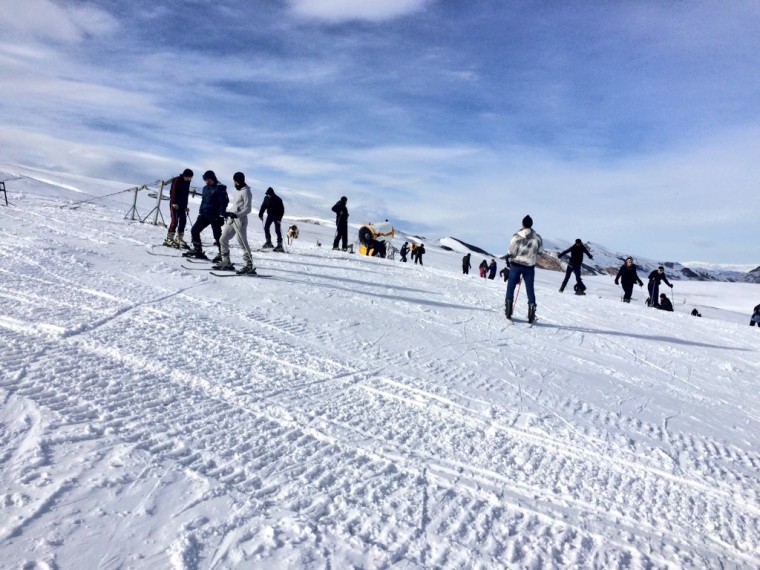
[0,0,118,43]
[287,0,431,23]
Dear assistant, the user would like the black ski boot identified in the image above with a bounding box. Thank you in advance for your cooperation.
[183,247,207,259]
[504,299,514,321]
[527,303,537,324]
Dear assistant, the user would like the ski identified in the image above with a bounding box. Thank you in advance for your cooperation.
[210,272,271,278]
[181,264,216,271]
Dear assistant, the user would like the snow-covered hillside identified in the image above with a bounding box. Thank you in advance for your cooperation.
[1,170,759,569]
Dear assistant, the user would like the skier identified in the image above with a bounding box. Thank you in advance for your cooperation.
[213,172,255,274]
[557,238,593,295]
[647,266,673,308]
[657,293,674,312]
[400,242,409,262]
[164,168,193,248]
[462,253,471,274]
[479,259,488,278]
[414,243,426,265]
[691,308,702,317]
[331,196,349,251]
[488,259,497,280]
[750,304,760,326]
[258,187,285,252]
[614,257,644,303]
[184,171,229,259]
[505,215,542,323]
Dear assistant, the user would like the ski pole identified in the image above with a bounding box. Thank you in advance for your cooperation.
[233,217,255,262]
[514,276,522,307]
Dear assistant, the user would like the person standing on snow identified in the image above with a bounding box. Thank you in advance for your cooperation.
[213,172,255,275]
[505,215,543,323]
[399,242,409,262]
[462,253,471,274]
[657,293,674,312]
[750,304,760,326]
[499,262,509,282]
[184,170,229,260]
[558,238,593,294]
[488,259,498,280]
[331,196,349,251]
[414,243,426,265]
[614,257,644,303]
[479,259,488,278]
[647,265,673,308]
[164,168,193,248]
[259,187,285,252]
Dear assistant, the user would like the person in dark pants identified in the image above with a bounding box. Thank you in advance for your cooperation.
[657,293,674,312]
[614,257,644,303]
[488,259,497,280]
[183,170,229,259]
[647,265,673,308]
[499,265,509,282]
[691,308,702,317]
[400,242,409,262]
[558,239,593,294]
[164,168,193,248]
[462,253,471,274]
[259,187,285,251]
[331,196,349,250]
[414,243,425,265]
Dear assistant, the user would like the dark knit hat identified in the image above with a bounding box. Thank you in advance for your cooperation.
[203,170,217,181]
[522,215,533,228]
[182,168,193,177]
[265,187,274,196]
[233,172,245,184]
[575,238,582,245]
[340,196,347,202]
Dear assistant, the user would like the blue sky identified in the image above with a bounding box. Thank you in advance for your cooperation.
[1,0,759,263]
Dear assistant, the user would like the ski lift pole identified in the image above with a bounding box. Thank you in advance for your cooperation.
[123,185,141,220]
[152,181,165,225]
[0,181,7,206]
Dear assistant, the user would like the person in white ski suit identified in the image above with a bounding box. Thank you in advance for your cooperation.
[505,215,543,323]
[215,172,255,275]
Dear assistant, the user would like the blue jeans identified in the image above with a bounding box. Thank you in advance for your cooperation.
[506,264,536,304]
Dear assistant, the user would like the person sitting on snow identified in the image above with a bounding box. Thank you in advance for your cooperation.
[691,308,702,317]
[657,293,674,312]
[750,304,760,326]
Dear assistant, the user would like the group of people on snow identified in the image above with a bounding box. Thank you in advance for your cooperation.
[164,169,285,275]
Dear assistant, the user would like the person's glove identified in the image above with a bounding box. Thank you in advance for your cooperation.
[258,214,264,221]
[589,256,594,260]
[557,253,563,259]
[614,279,619,286]
[669,283,673,288]
[222,212,237,219]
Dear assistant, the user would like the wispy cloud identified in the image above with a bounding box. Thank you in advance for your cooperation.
[287,0,431,23]
[0,0,117,43]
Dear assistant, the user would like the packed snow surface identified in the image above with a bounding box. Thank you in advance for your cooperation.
[1,172,759,569]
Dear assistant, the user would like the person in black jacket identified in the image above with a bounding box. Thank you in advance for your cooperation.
[614,257,644,303]
[184,170,229,259]
[691,308,702,317]
[414,243,426,265]
[259,187,285,252]
[647,265,673,308]
[164,168,193,248]
[657,293,674,312]
[750,304,760,326]
[400,242,409,262]
[331,196,349,250]
[488,259,497,280]
[462,253,471,274]
[558,239,593,294]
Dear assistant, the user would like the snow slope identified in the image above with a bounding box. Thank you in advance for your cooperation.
[1,172,759,569]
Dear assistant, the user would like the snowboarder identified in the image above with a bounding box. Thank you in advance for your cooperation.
[462,253,471,274]
[558,238,593,295]
[414,243,426,265]
[691,308,702,317]
[400,242,410,262]
[331,196,349,251]
[488,259,497,280]
[479,259,488,278]
[164,168,193,248]
[750,304,760,326]
[184,171,229,259]
[647,266,673,308]
[614,257,644,303]
[213,172,255,274]
[258,187,285,252]
[657,293,674,312]
[505,215,542,323]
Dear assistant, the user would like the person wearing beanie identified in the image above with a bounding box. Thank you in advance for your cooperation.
[657,293,674,312]
[183,170,229,260]
[557,238,594,294]
[614,257,644,303]
[331,196,349,251]
[212,172,256,274]
[504,214,543,323]
[646,265,673,308]
[258,186,285,251]
[164,168,194,249]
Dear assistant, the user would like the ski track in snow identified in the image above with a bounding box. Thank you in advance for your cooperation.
[1,190,759,569]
